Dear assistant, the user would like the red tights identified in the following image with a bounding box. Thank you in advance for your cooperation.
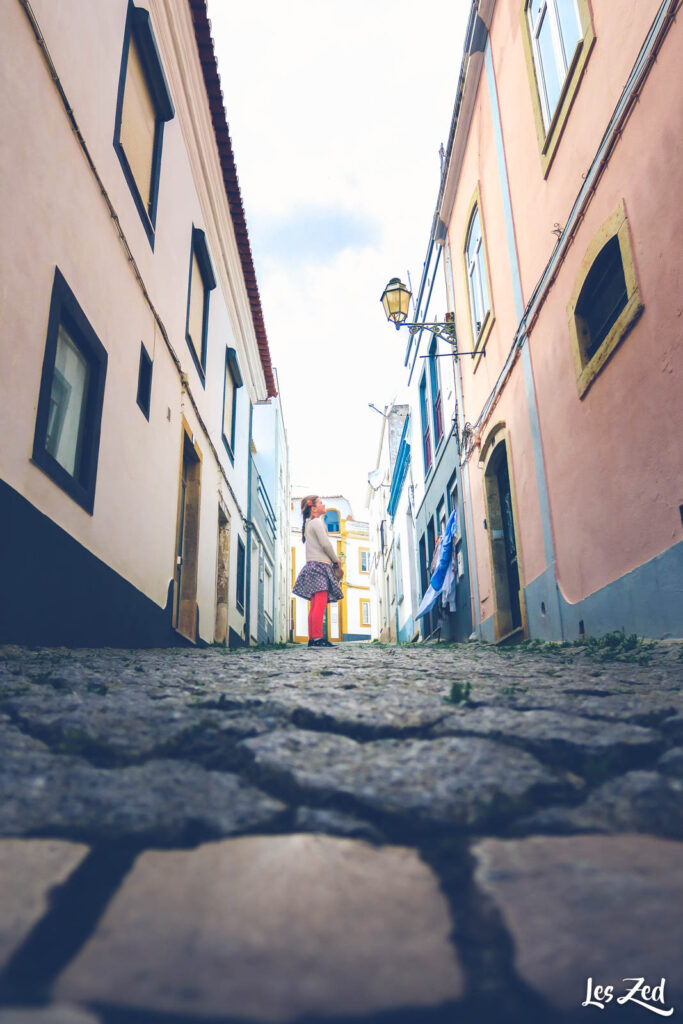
[308,590,328,640]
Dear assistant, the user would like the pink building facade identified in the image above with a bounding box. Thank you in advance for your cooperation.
[438,0,681,640]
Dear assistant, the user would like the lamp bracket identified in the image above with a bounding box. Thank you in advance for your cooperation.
[419,351,483,359]
[401,320,483,360]
[402,321,457,342]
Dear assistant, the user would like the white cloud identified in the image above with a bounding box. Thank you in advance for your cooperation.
[207,0,469,517]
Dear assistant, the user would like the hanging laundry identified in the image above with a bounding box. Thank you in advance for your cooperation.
[416,509,458,618]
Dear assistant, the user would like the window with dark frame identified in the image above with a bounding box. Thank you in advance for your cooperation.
[221,347,243,459]
[437,498,446,539]
[447,470,458,515]
[185,226,216,383]
[236,536,246,612]
[136,342,153,419]
[574,236,629,363]
[429,337,444,447]
[418,534,428,597]
[33,268,108,515]
[113,2,175,248]
[419,372,432,475]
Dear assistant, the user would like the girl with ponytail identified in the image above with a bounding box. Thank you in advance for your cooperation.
[292,495,343,647]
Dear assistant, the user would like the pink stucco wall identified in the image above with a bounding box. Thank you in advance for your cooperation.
[445,0,681,620]
[526,28,683,602]
[490,0,663,307]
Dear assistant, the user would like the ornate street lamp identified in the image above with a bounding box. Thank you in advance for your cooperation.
[380,277,483,357]
[380,278,412,327]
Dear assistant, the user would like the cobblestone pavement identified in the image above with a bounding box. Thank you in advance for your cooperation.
[0,638,681,1024]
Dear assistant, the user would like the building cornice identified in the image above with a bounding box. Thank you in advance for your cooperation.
[435,0,496,229]
[185,0,276,397]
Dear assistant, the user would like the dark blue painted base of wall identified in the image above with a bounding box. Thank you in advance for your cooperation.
[1,478,187,648]
[480,539,683,641]
[342,634,370,642]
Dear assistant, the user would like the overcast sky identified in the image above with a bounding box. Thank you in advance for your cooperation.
[207,1,469,518]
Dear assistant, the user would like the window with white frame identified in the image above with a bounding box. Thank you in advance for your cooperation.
[264,563,273,619]
[360,549,370,574]
[360,599,371,627]
[394,537,404,603]
[527,0,582,128]
[465,207,490,341]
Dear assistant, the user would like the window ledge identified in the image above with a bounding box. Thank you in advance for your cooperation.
[526,12,596,179]
[221,434,235,464]
[185,335,207,388]
[577,294,644,398]
[472,310,494,373]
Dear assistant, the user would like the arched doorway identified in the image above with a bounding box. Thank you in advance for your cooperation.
[483,432,524,641]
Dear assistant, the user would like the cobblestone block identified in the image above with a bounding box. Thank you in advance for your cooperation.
[516,770,683,838]
[431,706,662,774]
[658,746,683,778]
[55,835,464,1022]
[662,712,683,742]
[293,806,387,843]
[0,756,286,842]
[0,1008,100,1024]
[472,834,683,1013]
[0,839,88,971]
[0,691,219,765]
[242,729,567,832]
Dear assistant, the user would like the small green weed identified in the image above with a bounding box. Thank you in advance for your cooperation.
[214,641,292,654]
[500,630,658,665]
[574,630,657,664]
[444,680,473,706]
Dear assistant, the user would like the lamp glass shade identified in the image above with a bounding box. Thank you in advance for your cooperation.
[381,278,411,325]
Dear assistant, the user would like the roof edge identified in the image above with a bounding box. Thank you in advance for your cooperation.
[187,0,277,398]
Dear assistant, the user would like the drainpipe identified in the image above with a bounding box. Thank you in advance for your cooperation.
[245,400,253,646]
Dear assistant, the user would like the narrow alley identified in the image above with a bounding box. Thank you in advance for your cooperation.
[0,639,681,1023]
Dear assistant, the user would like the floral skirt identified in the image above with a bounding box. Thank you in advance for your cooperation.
[292,561,343,602]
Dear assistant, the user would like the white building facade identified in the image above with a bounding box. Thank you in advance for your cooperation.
[367,406,420,643]
[0,0,286,647]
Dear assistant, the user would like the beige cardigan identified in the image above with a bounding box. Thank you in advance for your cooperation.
[305,517,340,566]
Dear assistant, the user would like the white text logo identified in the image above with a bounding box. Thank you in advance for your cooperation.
[583,977,673,1016]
